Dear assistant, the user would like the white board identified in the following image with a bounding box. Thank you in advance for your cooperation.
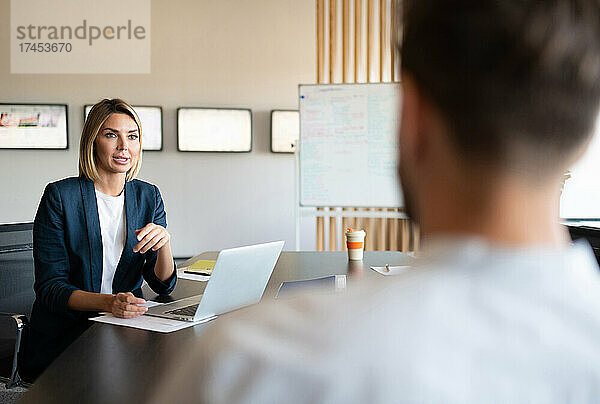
[560,113,600,218]
[299,83,402,207]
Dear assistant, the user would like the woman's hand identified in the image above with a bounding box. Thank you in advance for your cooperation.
[134,222,175,282]
[134,223,171,254]
[109,292,147,318]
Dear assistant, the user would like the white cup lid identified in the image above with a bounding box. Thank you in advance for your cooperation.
[345,229,365,237]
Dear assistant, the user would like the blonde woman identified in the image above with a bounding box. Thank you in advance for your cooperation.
[20,99,176,382]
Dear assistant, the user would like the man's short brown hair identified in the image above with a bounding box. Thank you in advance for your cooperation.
[400,0,600,177]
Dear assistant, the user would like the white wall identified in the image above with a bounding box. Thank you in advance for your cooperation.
[0,0,317,256]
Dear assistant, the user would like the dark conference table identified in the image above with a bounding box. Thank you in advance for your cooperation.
[21,251,412,404]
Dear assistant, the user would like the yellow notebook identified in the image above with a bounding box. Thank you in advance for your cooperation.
[184,259,216,275]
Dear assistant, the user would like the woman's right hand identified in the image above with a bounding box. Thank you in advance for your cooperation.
[109,292,148,318]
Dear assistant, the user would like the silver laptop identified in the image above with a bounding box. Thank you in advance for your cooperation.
[146,241,284,322]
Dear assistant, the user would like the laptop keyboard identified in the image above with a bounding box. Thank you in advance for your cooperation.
[166,303,199,317]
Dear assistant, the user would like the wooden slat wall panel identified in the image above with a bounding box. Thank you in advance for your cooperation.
[366,0,380,83]
[328,0,333,250]
[356,0,367,82]
[401,219,410,252]
[341,207,350,250]
[329,0,338,83]
[364,0,370,82]
[342,0,350,83]
[316,208,325,251]
[316,0,326,251]
[365,216,375,251]
[354,209,364,246]
[380,0,392,82]
[413,223,420,252]
[314,0,415,252]
[376,208,386,250]
[329,212,338,250]
[317,0,326,84]
[390,0,399,82]
[328,0,340,251]
[387,208,398,249]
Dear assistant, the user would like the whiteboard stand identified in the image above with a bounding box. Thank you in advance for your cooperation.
[295,206,409,251]
[298,207,408,219]
[294,140,301,251]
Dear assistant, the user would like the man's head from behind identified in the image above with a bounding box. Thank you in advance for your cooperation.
[397,0,600,232]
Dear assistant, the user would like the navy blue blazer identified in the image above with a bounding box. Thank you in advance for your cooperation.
[20,176,177,381]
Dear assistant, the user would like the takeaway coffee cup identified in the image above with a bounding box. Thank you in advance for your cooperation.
[345,229,366,261]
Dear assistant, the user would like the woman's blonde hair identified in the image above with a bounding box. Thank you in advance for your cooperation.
[79,98,143,182]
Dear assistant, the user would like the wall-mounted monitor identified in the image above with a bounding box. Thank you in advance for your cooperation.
[177,107,252,152]
[84,105,163,151]
[271,110,299,153]
[0,103,68,149]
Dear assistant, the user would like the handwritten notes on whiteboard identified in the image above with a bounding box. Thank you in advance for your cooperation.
[299,83,403,207]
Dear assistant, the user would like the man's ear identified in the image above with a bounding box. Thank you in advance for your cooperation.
[400,73,427,164]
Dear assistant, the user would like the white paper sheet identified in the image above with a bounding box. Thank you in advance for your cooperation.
[90,313,216,333]
[96,300,162,317]
[177,268,210,282]
[370,265,412,276]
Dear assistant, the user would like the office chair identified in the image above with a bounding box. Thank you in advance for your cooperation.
[567,224,600,266]
[0,222,35,390]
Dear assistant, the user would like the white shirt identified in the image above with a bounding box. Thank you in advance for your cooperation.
[95,189,126,294]
[150,237,600,403]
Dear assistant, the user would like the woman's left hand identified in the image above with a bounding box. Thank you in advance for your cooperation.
[133,223,171,254]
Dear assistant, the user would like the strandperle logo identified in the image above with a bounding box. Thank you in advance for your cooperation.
[15,20,147,46]
[11,0,151,74]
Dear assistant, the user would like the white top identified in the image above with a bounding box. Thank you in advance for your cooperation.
[95,189,126,294]
[149,237,600,403]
